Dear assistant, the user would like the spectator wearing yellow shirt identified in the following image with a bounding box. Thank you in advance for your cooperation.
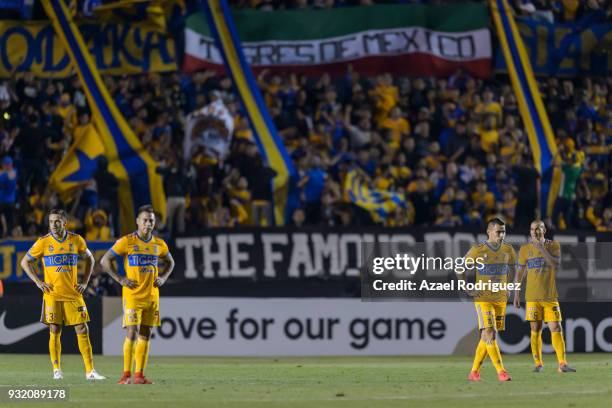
[84,209,111,241]
[380,107,410,150]
[369,74,399,125]
[478,115,499,153]
[471,181,496,212]
[475,89,502,123]
[56,93,77,131]
[434,203,462,227]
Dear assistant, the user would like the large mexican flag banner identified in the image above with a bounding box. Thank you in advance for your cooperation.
[184,3,492,77]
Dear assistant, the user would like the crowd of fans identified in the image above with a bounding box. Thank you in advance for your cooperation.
[0,65,610,238]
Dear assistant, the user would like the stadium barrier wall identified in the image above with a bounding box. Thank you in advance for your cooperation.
[0,296,102,354]
[101,298,612,356]
[169,228,612,281]
[3,228,610,283]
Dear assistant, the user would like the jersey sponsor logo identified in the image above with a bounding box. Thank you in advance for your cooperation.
[0,311,46,345]
[477,263,510,276]
[43,254,79,267]
[527,258,545,269]
[127,254,159,267]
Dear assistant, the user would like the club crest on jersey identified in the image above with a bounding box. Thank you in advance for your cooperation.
[69,244,74,252]
[48,244,54,253]
[133,245,139,251]
[153,245,158,254]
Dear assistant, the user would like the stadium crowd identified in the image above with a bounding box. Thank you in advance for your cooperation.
[0,65,610,238]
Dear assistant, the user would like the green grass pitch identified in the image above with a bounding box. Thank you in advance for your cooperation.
[0,354,610,407]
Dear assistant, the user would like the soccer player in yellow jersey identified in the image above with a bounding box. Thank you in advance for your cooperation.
[20,209,106,381]
[459,218,515,382]
[513,220,576,373]
[101,205,175,385]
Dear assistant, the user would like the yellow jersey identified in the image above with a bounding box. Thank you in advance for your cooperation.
[518,240,560,301]
[110,232,169,302]
[465,242,516,302]
[26,232,88,301]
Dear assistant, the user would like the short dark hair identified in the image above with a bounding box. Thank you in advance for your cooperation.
[487,217,505,228]
[137,205,155,217]
[48,209,67,219]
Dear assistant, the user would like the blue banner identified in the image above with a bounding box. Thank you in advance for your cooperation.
[495,14,611,76]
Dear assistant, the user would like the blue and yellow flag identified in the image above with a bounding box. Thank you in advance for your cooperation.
[344,169,406,220]
[43,0,166,234]
[201,0,296,225]
[49,124,104,202]
[490,0,560,218]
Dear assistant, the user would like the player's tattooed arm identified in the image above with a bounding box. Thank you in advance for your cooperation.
[19,256,52,294]
[100,250,137,289]
[513,264,525,309]
[76,249,95,294]
[155,252,175,288]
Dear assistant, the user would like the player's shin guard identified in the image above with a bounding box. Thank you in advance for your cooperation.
[471,340,487,373]
[49,332,61,370]
[551,331,567,365]
[485,340,505,373]
[531,331,543,366]
[77,333,94,373]
[123,338,135,374]
[134,338,150,374]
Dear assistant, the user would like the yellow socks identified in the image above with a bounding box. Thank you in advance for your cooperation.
[531,331,543,366]
[49,332,61,370]
[551,331,567,365]
[77,333,94,373]
[485,340,506,373]
[471,340,488,372]
[134,338,150,374]
[143,340,151,371]
[123,338,135,374]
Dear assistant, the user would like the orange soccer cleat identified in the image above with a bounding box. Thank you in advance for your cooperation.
[117,372,132,384]
[468,371,481,382]
[497,370,512,382]
[133,372,153,384]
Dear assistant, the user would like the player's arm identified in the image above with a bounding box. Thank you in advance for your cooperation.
[513,246,527,308]
[20,250,52,294]
[100,242,137,289]
[76,248,95,294]
[154,251,175,288]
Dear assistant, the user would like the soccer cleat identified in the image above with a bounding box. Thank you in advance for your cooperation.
[53,369,63,380]
[118,372,132,384]
[86,369,107,380]
[497,370,512,382]
[133,372,153,384]
[533,365,544,373]
[467,371,481,381]
[558,364,576,373]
